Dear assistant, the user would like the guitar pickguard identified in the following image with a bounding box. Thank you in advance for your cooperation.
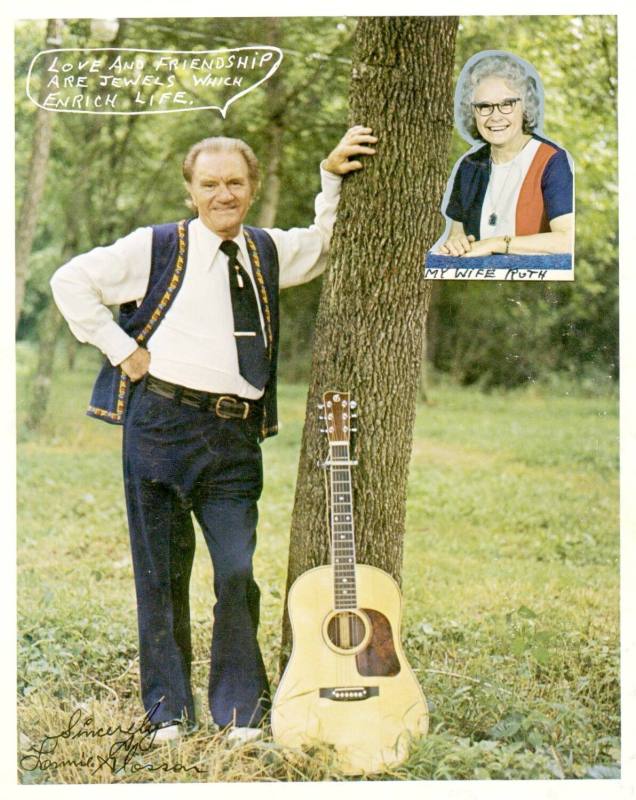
[356,608,401,677]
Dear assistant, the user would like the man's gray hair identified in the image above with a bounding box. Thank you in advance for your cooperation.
[182,136,261,194]
[457,52,542,142]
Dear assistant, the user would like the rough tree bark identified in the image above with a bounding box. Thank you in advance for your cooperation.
[280,16,458,663]
[15,19,64,330]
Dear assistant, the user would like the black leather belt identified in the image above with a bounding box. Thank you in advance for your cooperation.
[145,375,254,419]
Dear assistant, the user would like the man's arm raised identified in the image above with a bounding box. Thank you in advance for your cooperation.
[270,125,377,289]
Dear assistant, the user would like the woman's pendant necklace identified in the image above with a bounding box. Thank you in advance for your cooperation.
[487,139,529,228]
[487,163,515,227]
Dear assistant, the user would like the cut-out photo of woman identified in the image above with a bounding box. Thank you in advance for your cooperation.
[428,50,574,280]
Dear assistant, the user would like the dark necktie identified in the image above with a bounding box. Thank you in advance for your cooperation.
[219,239,270,391]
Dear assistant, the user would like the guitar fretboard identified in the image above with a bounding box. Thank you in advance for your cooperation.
[329,442,357,610]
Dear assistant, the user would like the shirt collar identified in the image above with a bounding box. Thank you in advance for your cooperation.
[191,217,250,270]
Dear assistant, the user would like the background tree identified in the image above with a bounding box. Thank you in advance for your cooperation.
[281,16,459,661]
[13,17,619,782]
[15,16,355,427]
[15,15,618,424]
[15,18,63,330]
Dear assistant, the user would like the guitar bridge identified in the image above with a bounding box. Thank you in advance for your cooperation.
[319,686,379,702]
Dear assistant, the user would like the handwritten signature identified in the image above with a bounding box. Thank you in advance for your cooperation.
[20,703,203,776]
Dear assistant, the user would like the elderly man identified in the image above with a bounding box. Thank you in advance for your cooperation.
[51,126,376,745]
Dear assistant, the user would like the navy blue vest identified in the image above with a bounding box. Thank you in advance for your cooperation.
[87,220,280,441]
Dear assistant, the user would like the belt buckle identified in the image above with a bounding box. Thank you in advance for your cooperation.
[215,395,249,420]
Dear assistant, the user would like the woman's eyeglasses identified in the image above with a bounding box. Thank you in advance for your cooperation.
[472,98,521,117]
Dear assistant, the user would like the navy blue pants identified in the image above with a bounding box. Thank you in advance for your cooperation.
[122,378,270,728]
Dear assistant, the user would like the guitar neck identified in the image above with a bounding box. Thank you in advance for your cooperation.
[329,442,358,610]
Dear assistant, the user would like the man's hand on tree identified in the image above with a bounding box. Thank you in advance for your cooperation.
[324,125,377,175]
[120,347,151,382]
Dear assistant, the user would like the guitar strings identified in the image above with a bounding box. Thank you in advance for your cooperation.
[328,441,358,655]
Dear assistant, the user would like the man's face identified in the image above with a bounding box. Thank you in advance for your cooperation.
[187,150,253,238]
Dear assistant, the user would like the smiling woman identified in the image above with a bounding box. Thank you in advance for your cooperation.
[437,51,574,260]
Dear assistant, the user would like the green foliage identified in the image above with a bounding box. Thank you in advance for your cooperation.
[15,16,618,390]
[15,16,353,345]
[17,347,618,782]
[14,14,620,784]
[430,15,618,388]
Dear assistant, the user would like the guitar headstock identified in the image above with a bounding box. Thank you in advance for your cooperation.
[319,390,358,444]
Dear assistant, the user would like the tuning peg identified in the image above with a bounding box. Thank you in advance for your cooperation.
[320,428,328,433]
[350,428,358,433]
[350,401,357,409]
[318,414,326,420]
[317,403,325,409]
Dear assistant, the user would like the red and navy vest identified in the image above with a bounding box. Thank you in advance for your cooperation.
[86,220,280,441]
[445,134,573,240]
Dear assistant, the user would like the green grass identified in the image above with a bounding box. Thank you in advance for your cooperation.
[16,344,619,782]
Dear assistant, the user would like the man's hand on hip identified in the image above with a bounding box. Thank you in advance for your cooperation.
[120,347,151,382]
[323,125,377,175]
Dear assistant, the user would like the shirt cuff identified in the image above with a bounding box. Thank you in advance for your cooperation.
[319,161,343,196]
[92,321,140,366]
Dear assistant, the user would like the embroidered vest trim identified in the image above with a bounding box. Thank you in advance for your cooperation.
[244,229,273,359]
[87,219,188,423]
[244,226,279,439]
[86,220,280,440]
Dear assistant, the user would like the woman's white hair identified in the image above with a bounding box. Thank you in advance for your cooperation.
[457,51,543,142]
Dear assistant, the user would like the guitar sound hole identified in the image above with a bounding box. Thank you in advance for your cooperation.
[326,612,367,651]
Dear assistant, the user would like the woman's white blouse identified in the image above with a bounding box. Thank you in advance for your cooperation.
[480,138,541,240]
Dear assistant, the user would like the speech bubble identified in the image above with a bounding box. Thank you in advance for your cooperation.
[26,46,283,117]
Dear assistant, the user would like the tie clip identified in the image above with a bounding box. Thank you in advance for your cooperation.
[234,331,257,337]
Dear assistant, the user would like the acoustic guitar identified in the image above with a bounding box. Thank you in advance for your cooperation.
[272,390,428,775]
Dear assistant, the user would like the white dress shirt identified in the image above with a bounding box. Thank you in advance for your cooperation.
[51,165,341,398]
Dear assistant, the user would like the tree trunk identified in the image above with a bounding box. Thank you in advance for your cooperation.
[255,17,285,229]
[15,19,64,331]
[26,300,63,431]
[280,16,458,665]
[421,281,442,401]
[66,334,79,371]
[26,223,79,431]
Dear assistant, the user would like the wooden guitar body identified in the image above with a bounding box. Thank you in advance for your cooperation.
[272,563,429,775]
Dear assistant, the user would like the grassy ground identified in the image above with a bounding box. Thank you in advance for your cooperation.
[16,345,619,782]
